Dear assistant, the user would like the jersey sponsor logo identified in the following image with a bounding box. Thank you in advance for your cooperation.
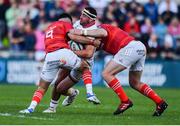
[136,49,145,56]
[47,60,60,68]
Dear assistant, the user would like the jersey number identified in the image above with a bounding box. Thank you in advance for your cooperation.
[46,30,53,39]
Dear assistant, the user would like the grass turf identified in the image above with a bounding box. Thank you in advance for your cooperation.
[0,84,179,125]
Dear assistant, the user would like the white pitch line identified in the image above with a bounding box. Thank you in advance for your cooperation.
[0,112,54,121]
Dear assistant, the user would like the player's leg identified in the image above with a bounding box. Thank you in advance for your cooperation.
[19,50,66,114]
[56,68,82,94]
[56,69,82,106]
[102,60,133,115]
[19,78,52,114]
[43,69,70,113]
[128,41,168,116]
[129,71,168,116]
[43,69,79,112]
[54,49,88,107]
[82,68,100,104]
[57,55,89,106]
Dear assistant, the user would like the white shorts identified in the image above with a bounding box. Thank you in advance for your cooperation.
[40,48,81,82]
[113,40,146,71]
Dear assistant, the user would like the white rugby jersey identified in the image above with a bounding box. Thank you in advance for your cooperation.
[72,20,97,67]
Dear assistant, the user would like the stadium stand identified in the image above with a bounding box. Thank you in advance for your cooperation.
[0,0,180,60]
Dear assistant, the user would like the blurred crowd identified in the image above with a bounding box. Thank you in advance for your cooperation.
[0,0,180,60]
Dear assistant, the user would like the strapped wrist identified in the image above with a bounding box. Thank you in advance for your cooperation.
[82,29,88,36]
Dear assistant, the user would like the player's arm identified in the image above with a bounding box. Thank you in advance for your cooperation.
[74,45,95,59]
[69,28,108,37]
[67,33,101,47]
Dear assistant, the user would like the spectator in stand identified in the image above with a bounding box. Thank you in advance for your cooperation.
[158,0,178,25]
[114,1,127,28]
[158,0,178,15]
[168,17,180,38]
[34,26,45,62]
[46,0,64,22]
[147,33,159,59]
[126,0,139,13]
[61,0,77,14]
[168,17,180,57]
[18,0,31,20]
[140,18,154,44]
[102,1,117,24]
[10,18,25,51]
[135,3,145,26]
[124,11,140,39]
[154,17,168,48]
[23,21,36,58]
[144,0,158,25]
[76,0,89,12]
[25,2,39,26]
[37,9,49,33]
[141,18,153,34]
[89,0,108,17]
[161,34,176,60]
[5,0,21,30]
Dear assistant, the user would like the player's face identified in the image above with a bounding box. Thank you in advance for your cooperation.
[80,13,91,26]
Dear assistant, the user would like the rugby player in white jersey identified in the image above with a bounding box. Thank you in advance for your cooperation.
[43,7,101,113]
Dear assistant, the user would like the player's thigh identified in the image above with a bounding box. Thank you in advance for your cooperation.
[114,41,146,70]
[57,69,70,82]
[45,49,82,70]
[40,57,60,83]
[56,49,82,69]
[103,60,126,75]
[51,68,70,86]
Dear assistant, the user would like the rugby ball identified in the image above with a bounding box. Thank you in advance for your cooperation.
[69,40,84,51]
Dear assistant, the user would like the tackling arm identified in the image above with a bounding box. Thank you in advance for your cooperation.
[67,33,101,47]
[69,28,108,37]
[74,45,96,59]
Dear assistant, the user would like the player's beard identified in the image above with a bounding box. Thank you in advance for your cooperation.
[80,20,90,27]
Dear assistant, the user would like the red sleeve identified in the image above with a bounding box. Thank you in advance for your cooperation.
[64,22,73,41]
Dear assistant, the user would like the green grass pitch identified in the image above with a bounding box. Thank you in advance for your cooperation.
[0,84,180,125]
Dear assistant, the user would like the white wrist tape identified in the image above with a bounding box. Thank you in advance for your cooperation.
[83,29,88,36]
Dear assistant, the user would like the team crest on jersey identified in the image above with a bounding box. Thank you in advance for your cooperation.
[60,59,67,65]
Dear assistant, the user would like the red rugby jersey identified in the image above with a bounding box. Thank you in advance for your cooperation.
[44,21,73,53]
[99,24,135,55]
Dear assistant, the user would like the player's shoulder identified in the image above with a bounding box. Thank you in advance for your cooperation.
[47,21,63,29]
[73,20,82,29]
[54,21,72,27]
[98,24,109,28]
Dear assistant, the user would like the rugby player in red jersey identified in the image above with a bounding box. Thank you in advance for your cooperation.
[43,7,101,113]
[69,24,168,116]
[19,13,93,114]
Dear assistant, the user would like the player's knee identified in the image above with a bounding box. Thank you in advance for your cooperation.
[38,79,51,91]
[56,85,67,94]
[102,70,109,79]
[129,78,140,89]
[70,69,82,82]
